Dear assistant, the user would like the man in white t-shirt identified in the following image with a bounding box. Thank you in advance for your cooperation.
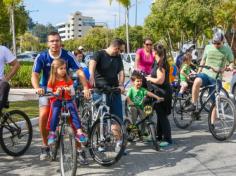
[0,45,20,109]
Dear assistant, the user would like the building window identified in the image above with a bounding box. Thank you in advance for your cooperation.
[78,24,82,26]
[79,18,82,21]
[79,30,82,32]
[59,30,65,33]
[61,36,65,39]
[78,35,82,37]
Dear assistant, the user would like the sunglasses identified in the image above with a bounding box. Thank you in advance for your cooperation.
[145,43,153,46]
[213,42,221,45]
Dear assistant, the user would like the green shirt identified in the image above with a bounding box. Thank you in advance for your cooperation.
[202,44,234,79]
[180,63,191,82]
[127,87,148,109]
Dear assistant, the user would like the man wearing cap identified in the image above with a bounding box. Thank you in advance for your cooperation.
[78,46,85,63]
[185,32,234,112]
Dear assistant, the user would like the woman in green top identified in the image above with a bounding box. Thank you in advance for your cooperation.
[126,71,163,124]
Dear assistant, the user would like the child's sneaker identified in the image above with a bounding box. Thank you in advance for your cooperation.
[48,133,57,145]
[75,133,88,143]
[159,141,170,147]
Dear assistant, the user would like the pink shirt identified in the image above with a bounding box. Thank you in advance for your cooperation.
[136,48,155,74]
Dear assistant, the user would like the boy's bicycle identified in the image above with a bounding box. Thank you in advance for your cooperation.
[172,65,236,141]
[0,101,32,156]
[124,98,163,151]
[43,89,77,176]
[80,87,126,166]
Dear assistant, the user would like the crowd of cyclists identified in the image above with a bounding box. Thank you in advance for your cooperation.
[0,28,235,174]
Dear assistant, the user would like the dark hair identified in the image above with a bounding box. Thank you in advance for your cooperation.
[153,43,169,73]
[110,38,125,47]
[47,31,61,41]
[143,37,152,44]
[74,49,83,56]
[182,52,192,63]
[131,70,143,81]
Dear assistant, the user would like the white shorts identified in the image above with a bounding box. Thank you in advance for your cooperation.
[180,81,188,87]
[38,96,49,107]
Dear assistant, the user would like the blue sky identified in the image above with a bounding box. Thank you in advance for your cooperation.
[23,0,153,28]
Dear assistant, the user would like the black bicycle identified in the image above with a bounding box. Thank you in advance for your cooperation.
[172,66,236,141]
[124,98,162,151]
[0,101,32,156]
[43,89,77,176]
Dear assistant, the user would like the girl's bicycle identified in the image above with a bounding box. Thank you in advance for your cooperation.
[0,101,32,156]
[172,65,236,141]
[43,89,77,176]
[81,87,126,166]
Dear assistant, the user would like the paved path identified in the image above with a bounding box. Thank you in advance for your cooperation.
[1,114,236,176]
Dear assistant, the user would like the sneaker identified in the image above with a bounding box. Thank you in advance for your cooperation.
[75,134,88,143]
[48,133,57,145]
[40,146,50,160]
[184,103,196,112]
[98,146,106,152]
[77,150,89,165]
[115,140,122,153]
[159,141,170,148]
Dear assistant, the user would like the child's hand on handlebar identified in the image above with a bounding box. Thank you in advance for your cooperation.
[36,88,45,95]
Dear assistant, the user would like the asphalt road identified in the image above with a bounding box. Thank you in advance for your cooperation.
[1,112,236,176]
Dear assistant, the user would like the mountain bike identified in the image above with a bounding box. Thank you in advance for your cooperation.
[172,66,236,141]
[81,87,126,166]
[0,101,32,156]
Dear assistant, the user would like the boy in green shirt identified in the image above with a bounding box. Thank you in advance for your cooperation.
[126,71,163,124]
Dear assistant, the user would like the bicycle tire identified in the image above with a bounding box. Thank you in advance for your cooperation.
[124,119,135,142]
[172,96,193,129]
[0,110,32,156]
[60,124,77,176]
[147,122,160,151]
[50,129,60,161]
[89,114,126,166]
[81,103,92,134]
[200,86,229,113]
[208,96,236,141]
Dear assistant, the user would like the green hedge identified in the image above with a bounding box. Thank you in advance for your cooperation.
[5,62,33,88]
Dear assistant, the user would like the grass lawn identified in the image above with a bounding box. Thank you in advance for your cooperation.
[6,100,39,118]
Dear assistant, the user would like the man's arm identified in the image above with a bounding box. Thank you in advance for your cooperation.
[31,72,45,94]
[76,68,90,99]
[5,59,20,81]
[89,60,97,87]
[197,58,206,74]
[118,70,125,86]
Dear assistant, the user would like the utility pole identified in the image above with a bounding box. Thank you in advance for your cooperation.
[125,7,130,53]
[10,4,16,55]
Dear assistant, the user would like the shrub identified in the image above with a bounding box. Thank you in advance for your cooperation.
[5,62,33,88]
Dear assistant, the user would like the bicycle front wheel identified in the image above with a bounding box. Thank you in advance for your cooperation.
[208,96,236,141]
[172,96,193,129]
[60,124,77,176]
[89,114,126,166]
[147,122,160,151]
[0,110,32,156]
[200,87,229,113]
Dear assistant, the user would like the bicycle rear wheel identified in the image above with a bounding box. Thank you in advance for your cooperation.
[89,114,126,166]
[0,110,32,156]
[172,96,193,129]
[200,87,229,112]
[208,96,236,141]
[60,124,77,176]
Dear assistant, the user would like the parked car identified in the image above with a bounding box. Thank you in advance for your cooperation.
[230,71,236,97]
[17,52,37,62]
[122,53,136,77]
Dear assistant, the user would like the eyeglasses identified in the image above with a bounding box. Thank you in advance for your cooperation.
[145,43,152,46]
[48,40,60,43]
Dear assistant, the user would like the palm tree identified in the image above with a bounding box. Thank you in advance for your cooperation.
[109,0,131,53]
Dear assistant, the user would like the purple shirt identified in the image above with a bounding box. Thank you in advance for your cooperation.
[136,48,155,74]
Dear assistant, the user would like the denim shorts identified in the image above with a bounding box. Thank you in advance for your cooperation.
[197,73,222,101]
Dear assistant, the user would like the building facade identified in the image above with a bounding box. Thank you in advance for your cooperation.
[56,11,95,41]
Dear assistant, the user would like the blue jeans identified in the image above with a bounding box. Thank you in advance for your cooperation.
[50,99,81,131]
[93,92,123,121]
[197,73,222,101]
